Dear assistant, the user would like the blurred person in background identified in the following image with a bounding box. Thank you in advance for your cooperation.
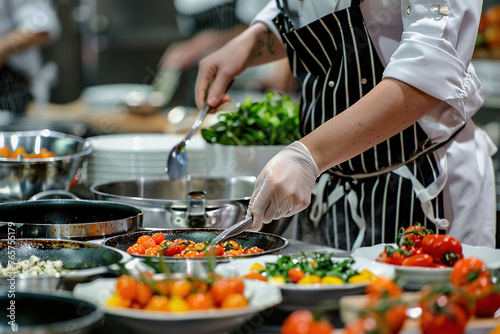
[0,0,60,118]
[159,0,297,105]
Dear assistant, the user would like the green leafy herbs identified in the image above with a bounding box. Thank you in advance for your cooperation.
[260,252,361,283]
[201,91,301,146]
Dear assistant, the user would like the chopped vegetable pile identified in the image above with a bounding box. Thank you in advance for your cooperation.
[201,91,301,146]
[244,252,376,285]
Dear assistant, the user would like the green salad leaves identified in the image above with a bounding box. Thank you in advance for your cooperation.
[201,91,301,146]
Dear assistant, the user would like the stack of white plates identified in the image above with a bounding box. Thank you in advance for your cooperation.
[85,133,206,184]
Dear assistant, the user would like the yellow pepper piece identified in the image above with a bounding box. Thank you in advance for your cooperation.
[359,269,376,280]
[297,274,321,285]
[249,263,265,272]
[309,259,318,267]
[169,295,190,312]
[267,275,286,286]
[106,293,131,308]
[321,275,345,285]
[347,274,372,284]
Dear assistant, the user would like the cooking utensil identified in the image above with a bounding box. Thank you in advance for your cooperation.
[102,228,289,263]
[207,215,253,249]
[0,130,93,202]
[0,290,103,333]
[0,199,143,241]
[90,175,294,233]
[0,238,131,291]
[166,103,210,180]
[91,176,254,229]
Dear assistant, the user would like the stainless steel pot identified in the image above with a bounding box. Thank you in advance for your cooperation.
[0,130,93,202]
[0,290,103,333]
[0,199,143,240]
[90,176,293,234]
[0,239,131,292]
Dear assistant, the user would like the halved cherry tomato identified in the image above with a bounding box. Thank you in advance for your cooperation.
[365,277,402,305]
[137,235,156,250]
[402,253,435,267]
[126,243,145,255]
[115,275,138,301]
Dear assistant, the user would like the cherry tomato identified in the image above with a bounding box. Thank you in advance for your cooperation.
[474,290,500,317]
[419,285,471,334]
[136,281,154,306]
[167,278,193,298]
[115,275,138,301]
[186,292,214,310]
[0,146,12,158]
[137,235,157,250]
[228,277,245,295]
[143,295,169,312]
[243,246,264,255]
[220,293,248,309]
[210,278,234,306]
[450,257,493,299]
[288,268,306,284]
[421,234,463,267]
[126,243,145,255]
[402,253,435,267]
[151,233,165,245]
[280,310,334,334]
[365,277,402,305]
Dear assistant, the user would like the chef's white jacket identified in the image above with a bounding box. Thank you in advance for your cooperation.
[253,0,497,247]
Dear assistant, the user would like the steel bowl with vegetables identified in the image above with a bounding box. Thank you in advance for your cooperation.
[215,252,395,311]
[203,92,301,178]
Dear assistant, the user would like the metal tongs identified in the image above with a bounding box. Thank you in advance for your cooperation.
[206,215,254,249]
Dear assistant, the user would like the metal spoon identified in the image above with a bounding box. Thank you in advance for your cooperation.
[166,80,234,180]
[165,103,210,180]
[206,215,254,249]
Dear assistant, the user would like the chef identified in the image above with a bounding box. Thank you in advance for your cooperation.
[0,0,60,117]
[194,0,497,251]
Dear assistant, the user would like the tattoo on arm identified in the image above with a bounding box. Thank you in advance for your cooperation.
[254,28,276,59]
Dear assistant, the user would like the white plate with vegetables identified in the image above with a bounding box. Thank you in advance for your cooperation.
[352,243,500,290]
[73,277,282,334]
[215,253,395,311]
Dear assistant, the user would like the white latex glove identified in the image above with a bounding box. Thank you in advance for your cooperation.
[247,141,321,231]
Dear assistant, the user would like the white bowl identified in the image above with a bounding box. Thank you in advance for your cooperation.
[204,144,285,178]
[88,133,205,154]
[215,254,395,311]
[351,243,500,289]
[82,84,154,111]
[73,278,282,334]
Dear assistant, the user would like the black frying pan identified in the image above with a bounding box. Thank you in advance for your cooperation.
[0,199,143,241]
[103,228,289,262]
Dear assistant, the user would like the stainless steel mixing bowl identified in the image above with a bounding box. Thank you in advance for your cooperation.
[0,130,93,202]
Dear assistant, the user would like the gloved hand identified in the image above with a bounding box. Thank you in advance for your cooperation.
[247,141,321,231]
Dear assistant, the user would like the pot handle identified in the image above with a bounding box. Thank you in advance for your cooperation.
[29,190,79,201]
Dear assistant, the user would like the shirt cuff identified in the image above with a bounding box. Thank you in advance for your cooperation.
[383,32,482,119]
[250,2,282,43]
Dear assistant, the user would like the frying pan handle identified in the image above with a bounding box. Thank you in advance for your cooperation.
[29,190,79,201]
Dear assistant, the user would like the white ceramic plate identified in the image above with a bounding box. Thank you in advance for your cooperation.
[82,84,154,110]
[215,254,395,311]
[352,243,500,289]
[73,278,282,334]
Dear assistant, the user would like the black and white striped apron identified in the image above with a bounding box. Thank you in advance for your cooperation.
[0,65,31,117]
[274,0,448,251]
